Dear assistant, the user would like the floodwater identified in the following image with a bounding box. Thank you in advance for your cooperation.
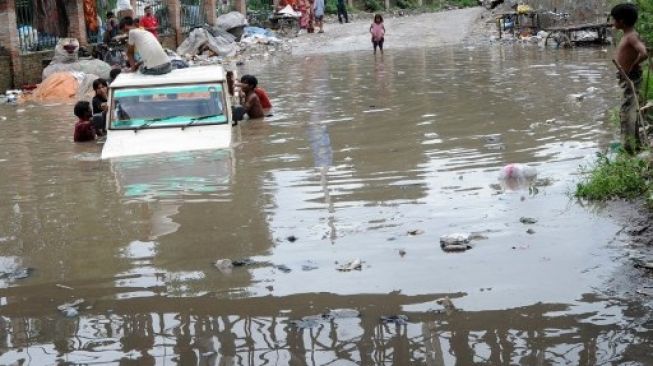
[0,46,651,365]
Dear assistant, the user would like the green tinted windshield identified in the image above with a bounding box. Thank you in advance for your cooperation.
[110,84,227,129]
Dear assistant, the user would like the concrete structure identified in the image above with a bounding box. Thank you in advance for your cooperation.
[0,0,245,90]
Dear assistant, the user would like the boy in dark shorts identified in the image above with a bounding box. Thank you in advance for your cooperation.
[612,3,649,152]
[73,101,97,142]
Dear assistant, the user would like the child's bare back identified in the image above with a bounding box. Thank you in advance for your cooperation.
[616,30,647,75]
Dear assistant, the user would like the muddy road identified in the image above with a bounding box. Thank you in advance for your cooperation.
[0,12,652,366]
[290,7,485,54]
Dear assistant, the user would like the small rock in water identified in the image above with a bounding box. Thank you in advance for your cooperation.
[526,228,536,234]
[380,315,409,325]
[336,258,362,271]
[287,235,298,243]
[214,259,233,274]
[520,217,538,224]
[398,249,406,257]
[407,229,424,236]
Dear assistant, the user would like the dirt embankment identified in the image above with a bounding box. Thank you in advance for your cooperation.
[289,7,485,55]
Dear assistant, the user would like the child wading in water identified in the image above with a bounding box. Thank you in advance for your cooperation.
[612,3,648,153]
[370,14,385,54]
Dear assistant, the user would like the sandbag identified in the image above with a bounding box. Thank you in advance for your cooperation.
[78,59,112,79]
[216,11,247,30]
[31,72,80,102]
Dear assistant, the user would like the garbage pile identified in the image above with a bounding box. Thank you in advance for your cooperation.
[176,11,289,66]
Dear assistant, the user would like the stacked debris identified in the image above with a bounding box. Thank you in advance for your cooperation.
[176,11,288,66]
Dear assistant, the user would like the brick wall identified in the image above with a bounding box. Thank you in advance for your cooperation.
[17,51,54,86]
[0,55,11,91]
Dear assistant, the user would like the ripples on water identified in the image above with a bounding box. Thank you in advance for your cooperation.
[0,46,650,364]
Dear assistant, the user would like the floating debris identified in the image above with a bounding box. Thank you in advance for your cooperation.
[214,259,233,274]
[380,315,408,325]
[275,264,292,273]
[0,267,33,281]
[526,228,536,235]
[301,261,319,271]
[440,233,471,246]
[325,308,360,319]
[436,296,457,314]
[287,235,298,243]
[407,229,424,236]
[520,217,538,224]
[232,258,264,267]
[336,259,362,271]
[56,284,74,290]
[399,249,407,257]
[57,299,84,318]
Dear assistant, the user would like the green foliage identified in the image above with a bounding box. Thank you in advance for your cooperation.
[575,152,651,200]
[247,0,271,12]
[447,0,477,7]
[365,0,383,12]
[636,0,653,46]
[326,0,338,14]
[396,0,418,9]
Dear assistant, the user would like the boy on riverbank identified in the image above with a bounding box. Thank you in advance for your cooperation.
[612,3,649,153]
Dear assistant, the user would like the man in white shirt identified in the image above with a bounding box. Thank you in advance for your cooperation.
[119,16,171,75]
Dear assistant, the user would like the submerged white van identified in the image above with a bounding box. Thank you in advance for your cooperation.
[101,65,233,159]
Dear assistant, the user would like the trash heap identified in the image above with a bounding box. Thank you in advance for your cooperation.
[176,11,290,67]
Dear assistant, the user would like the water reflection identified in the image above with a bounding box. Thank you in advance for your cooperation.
[0,294,649,365]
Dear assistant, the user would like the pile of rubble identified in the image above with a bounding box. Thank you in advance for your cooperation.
[176,11,291,67]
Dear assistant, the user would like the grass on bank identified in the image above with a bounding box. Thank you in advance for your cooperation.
[575,151,652,201]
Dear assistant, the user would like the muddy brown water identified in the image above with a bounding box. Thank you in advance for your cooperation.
[0,46,651,365]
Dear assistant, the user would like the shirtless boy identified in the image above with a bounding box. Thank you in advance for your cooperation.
[612,3,649,152]
[239,75,265,119]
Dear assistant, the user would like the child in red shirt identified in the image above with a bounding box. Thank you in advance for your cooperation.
[254,87,272,115]
[73,101,97,142]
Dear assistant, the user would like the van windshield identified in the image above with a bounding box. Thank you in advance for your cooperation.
[110,84,226,129]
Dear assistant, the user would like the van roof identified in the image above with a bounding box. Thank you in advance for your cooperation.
[110,65,226,88]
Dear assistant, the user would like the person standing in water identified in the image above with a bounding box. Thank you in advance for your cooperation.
[314,0,325,33]
[337,0,348,24]
[370,14,385,55]
[611,3,648,153]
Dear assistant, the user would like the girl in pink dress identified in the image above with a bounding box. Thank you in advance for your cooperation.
[370,14,385,54]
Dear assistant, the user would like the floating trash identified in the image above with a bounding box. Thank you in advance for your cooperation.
[336,259,362,271]
[380,315,408,325]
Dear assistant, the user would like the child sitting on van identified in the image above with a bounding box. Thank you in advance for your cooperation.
[73,101,97,142]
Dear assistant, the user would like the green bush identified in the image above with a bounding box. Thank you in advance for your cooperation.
[326,0,338,14]
[396,0,418,9]
[364,0,383,12]
[447,0,478,7]
[576,152,651,200]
